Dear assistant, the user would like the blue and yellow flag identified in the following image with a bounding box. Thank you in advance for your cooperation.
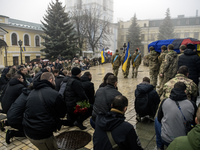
[122,42,130,72]
[101,48,106,63]
[21,47,26,52]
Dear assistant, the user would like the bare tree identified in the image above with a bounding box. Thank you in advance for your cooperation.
[71,7,110,53]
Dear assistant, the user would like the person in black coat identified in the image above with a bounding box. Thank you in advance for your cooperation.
[62,67,89,130]
[81,72,95,105]
[92,75,122,128]
[23,72,67,150]
[178,43,200,86]
[135,77,160,121]
[17,67,28,87]
[5,88,31,144]
[0,73,11,90]
[1,74,25,114]
[93,95,143,150]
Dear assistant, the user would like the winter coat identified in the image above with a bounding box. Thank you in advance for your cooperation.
[161,50,178,79]
[178,49,200,85]
[135,82,160,116]
[132,51,142,67]
[147,50,159,71]
[1,78,24,113]
[111,52,121,68]
[81,75,95,104]
[158,88,197,143]
[93,110,143,150]
[7,88,31,126]
[92,84,122,119]
[63,76,88,112]
[23,80,67,140]
[167,124,200,150]
[55,75,65,91]
[0,74,9,90]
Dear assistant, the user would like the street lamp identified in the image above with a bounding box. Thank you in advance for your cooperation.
[18,40,23,65]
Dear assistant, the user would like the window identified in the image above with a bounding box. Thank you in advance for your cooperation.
[25,56,30,63]
[141,34,145,41]
[35,36,40,47]
[77,0,82,9]
[11,33,17,45]
[177,20,181,25]
[144,23,146,27]
[151,34,155,41]
[175,33,181,38]
[13,56,19,65]
[196,19,199,25]
[194,32,199,39]
[186,19,189,25]
[184,32,189,38]
[24,34,29,46]
[36,56,40,59]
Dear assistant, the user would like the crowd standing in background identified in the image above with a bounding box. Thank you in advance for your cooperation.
[0,43,199,150]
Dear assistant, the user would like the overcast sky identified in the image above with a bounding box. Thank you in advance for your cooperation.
[0,0,199,24]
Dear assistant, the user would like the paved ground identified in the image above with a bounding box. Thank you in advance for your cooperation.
[0,63,199,150]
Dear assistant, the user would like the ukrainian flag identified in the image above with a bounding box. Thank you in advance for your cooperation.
[101,48,106,63]
[21,47,26,52]
[122,42,130,72]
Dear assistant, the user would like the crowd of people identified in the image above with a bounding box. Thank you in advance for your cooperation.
[0,43,199,150]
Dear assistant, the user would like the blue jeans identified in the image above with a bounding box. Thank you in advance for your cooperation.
[155,117,164,149]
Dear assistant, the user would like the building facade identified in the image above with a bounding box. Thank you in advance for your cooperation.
[0,15,44,68]
[118,15,200,56]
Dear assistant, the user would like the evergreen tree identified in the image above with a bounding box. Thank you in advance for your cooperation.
[158,8,174,40]
[40,0,79,60]
[127,14,142,53]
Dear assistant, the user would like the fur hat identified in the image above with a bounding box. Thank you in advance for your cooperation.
[71,67,81,76]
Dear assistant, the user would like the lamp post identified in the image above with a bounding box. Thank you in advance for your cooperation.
[18,40,23,65]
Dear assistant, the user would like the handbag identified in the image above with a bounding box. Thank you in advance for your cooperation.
[175,101,194,134]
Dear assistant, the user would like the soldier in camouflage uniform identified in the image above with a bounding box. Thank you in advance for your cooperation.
[160,65,198,103]
[178,45,186,58]
[131,49,141,78]
[111,49,121,77]
[71,59,80,68]
[159,44,178,95]
[157,45,168,94]
[147,46,159,87]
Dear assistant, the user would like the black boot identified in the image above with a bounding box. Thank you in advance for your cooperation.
[6,130,14,144]
[74,121,87,130]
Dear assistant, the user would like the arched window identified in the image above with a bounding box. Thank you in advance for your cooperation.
[35,36,40,47]
[24,34,29,46]
[11,33,17,45]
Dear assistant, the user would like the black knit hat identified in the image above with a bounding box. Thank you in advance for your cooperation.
[187,43,195,50]
[71,67,81,76]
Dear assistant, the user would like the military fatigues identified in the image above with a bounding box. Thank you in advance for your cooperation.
[111,52,121,77]
[71,62,80,68]
[147,50,159,87]
[131,52,142,78]
[160,73,198,102]
[157,51,168,94]
[159,50,178,95]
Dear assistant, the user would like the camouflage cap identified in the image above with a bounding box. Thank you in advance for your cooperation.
[149,46,155,51]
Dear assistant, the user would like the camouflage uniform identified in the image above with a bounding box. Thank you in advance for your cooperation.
[160,73,198,102]
[111,52,121,77]
[131,52,141,78]
[147,50,159,87]
[159,50,178,94]
[157,50,168,94]
[71,62,80,68]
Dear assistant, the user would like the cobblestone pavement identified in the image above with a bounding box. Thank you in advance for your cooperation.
[0,63,160,150]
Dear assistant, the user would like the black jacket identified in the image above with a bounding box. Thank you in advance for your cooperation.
[178,49,200,85]
[92,84,122,119]
[93,110,143,150]
[55,75,65,91]
[135,82,160,116]
[23,80,67,140]
[1,78,24,113]
[0,74,9,90]
[7,88,31,126]
[81,75,95,104]
[64,76,88,111]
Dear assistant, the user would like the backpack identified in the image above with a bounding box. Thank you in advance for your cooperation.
[135,93,150,117]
